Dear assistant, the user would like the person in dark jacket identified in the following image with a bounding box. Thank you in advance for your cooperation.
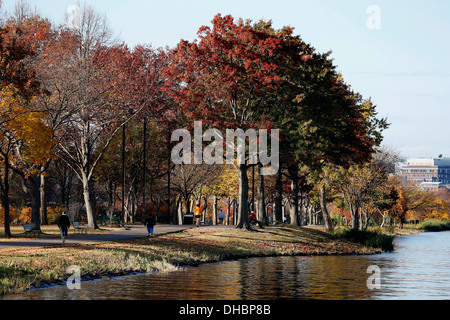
[144,215,156,241]
[58,211,71,244]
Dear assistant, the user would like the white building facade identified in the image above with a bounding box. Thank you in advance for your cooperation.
[401,157,450,191]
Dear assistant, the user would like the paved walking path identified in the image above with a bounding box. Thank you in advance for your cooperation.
[0,224,196,250]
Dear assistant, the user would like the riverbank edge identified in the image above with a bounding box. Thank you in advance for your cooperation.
[0,225,419,296]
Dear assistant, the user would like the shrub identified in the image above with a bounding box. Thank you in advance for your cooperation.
[18,207,32,224]
[47,205,66,224]
[419,220,450,232]
[0,207,20,225]
[332,228,395,252]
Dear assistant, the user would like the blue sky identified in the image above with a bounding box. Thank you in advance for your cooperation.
[3,0,450,160]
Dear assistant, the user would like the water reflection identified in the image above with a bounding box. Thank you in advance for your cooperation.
[4,231,450,300]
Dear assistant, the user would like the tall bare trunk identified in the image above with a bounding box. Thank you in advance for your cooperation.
[257,163,268,226]
[226,197,231,226]
[289,165,300,226]
[233,198,239,225]
[350,204,359,231]
[274,168,283,224]
[1,157,12,238]
[236,163,251,229]
[82,172,98,229]
[40,173,48,225]
[177,197,183,225]
[28,175,41,231]
[319,187,333,232]
[213,195,217,225]
[290,177,299,226]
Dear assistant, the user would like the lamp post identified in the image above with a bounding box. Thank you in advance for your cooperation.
[142,117,147,221]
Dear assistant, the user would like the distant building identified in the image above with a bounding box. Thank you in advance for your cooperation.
[401,157,450,191]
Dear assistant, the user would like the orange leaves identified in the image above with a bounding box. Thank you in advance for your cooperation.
[0,87,55,172]
[0,17,51,98]
[18,207,32,224]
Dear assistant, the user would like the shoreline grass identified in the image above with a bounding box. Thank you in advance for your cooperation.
[331,228,395,252]
[419,220,450,232]
[0,224,409,296]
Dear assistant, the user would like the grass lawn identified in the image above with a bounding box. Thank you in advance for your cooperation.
[0,225,117,240]
[0,225,388,296]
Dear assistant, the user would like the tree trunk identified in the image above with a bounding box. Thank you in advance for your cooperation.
[131,191,137,224]
[177,197,183,225]
[236,163,251,230]
[257,163,268,226]
[361,209,370,230]
[40,173,48,225]
[233,198,238,225]
[380,213,386,228]
[28,175,41,231]
[274,168,283,224]
[226,197,231,226]
[155,200,161,217]
[188,199,194,214]
[289,197,298,226]
[350,205,359,231]
[2,157,12,238]
[308,206,313,226]
[59,162,73,210]
[106,179,115,214]
[289,166,301,226]
[213,195,217,225]
[299,191,304,226]
[289,168,299,226]
[272,202,276,224]
[319,187,333,232]
[82,172,98,229]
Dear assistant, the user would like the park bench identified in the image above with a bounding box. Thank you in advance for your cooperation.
[73,222,87,234]
[112,215,121,226]
[97,214,121,226]
[97,214,107,226]
[23,224,41,238]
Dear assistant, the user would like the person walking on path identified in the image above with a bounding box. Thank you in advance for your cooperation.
[194,203,202,227]
[58,211,71,244]
[218,208,225,225]
[144,215,156,241]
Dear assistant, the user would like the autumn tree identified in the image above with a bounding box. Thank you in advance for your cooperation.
[164,14,283,230]
[0,127,13,237]
[305,93,388,232]
[426,189,450,221]
[0,14,53,234]
[95,118,170,224]
[332,163,385,230]
[201,165,239,225]
[328,146,404,230]
[389,179,443,229]
[0,86,55,232]
[41,5,166,229]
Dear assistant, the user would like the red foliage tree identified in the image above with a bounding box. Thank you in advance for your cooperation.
[164,14,283,229]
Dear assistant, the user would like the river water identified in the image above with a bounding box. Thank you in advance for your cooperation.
[4,231,450,300]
